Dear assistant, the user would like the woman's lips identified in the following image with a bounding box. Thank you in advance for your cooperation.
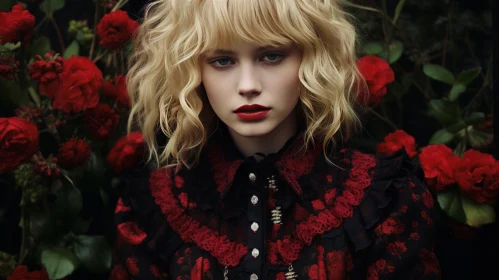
[234,109,270,121]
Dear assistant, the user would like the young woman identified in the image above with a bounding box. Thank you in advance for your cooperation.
[111,0,441,279]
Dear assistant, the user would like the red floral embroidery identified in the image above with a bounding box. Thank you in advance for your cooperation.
[117,222,147,245]
[308,264,320,280]
[110,263,129,280]
[419,248,440,275]
[191,257,210,280]
[422,191,434,209]
[325,250,346,279]
[149,169,247,267]
[115,198,131,213]
[125,257,139,276]
[375,218,405,236]
[387,241,407,258]
[409,232,420,240]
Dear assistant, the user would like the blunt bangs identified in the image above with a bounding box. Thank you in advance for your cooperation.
[197,0,317,52]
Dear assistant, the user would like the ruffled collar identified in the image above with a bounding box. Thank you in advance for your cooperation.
[204,125,323,200]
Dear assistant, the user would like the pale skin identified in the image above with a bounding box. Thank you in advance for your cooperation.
[200,40,303,157]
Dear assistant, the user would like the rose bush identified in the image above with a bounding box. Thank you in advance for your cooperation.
[0,0,493,279]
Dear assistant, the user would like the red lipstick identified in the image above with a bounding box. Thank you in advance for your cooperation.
[234,104,271,121]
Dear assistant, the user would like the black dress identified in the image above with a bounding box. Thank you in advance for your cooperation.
[110,127,441,279]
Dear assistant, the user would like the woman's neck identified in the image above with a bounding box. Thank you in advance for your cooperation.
[227,113,298,157]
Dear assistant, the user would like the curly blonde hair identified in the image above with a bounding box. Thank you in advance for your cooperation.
[127,0,366,170]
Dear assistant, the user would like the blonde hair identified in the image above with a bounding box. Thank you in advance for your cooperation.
[127,0,365,170]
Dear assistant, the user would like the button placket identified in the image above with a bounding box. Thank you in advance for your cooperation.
[246,170,264,279]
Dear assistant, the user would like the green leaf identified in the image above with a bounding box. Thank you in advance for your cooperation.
[27,36,51,57]
[74,235,112,273]
[437,189,466,223]
[1,42,21,51]
[388,41,403,64]
[363,41,384,55]
[428,99,461,126]
[40,0,65,15]
[54,181,83,218]
[0,79,29,106]
[423,64,455,84]
[41,248,80,280]
[393,0,407,24]
[467,127,493,149]
[448,84,466,102]
[71,217,92,235]
[63,40,80,59]
[465,112,485,125]
[429,129,455,144]
[461,196,496,228]
[456,67,482,85]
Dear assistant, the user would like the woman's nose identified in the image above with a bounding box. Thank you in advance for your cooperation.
[237,63,262,96]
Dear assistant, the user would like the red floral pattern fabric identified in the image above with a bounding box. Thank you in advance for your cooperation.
[110,129,440,279]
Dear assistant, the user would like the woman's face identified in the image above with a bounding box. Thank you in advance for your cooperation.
[200,40,303,138]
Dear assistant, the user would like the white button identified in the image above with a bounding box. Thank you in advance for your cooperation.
[250,222,259,232]
[252,248,259,258]
[251,195,258,205]
[249,173,256,182]
[250,273,258,280]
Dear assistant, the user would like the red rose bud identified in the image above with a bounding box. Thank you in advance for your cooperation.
[97,10,139,50]
[84,103,120,140]
[356,55,395,106]
[419,144,458,192]
[0,56,20,80]
[103,75,130,108]
[15,104,43,123]
[58,138,92,168]
[0,4,35,46]
[106,132,145,173]
[376,130,417,158]
[31,152,60,177]
[6,265,49,280]
[454,149,499,204]
[0,117,39,172]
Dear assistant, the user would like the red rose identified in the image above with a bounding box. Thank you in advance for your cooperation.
[48,56,103,113]
[0,4,35,46]
[84,104,119,140]
[97,10,139,49]
[106,132,145,173]
[356,55,395,106]
[419,144,458,192]
[0,117,39,171]
[376,130,417,158]
[454,150,499,204]
[109,264,128,280]
[30,53,64,97]
[7,265,49,280]
[191,257,210,279]
[103,75,130,108]
[58,138,92,168]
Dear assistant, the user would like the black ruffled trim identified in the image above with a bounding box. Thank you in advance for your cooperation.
[117,165,183,264]
[327,149,417,252]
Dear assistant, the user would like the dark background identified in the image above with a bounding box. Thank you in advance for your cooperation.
[1,0,497,279]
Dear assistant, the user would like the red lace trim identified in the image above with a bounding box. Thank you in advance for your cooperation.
[151,150,376,267]
[268,150,376,265]
[148,168,248,267]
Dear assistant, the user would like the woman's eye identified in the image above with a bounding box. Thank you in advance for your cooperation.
[211,58,233,67]
[262,53,284,62]
[209,53,284,68]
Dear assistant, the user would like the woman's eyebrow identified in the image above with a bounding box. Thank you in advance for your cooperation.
[211,46,278,55]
